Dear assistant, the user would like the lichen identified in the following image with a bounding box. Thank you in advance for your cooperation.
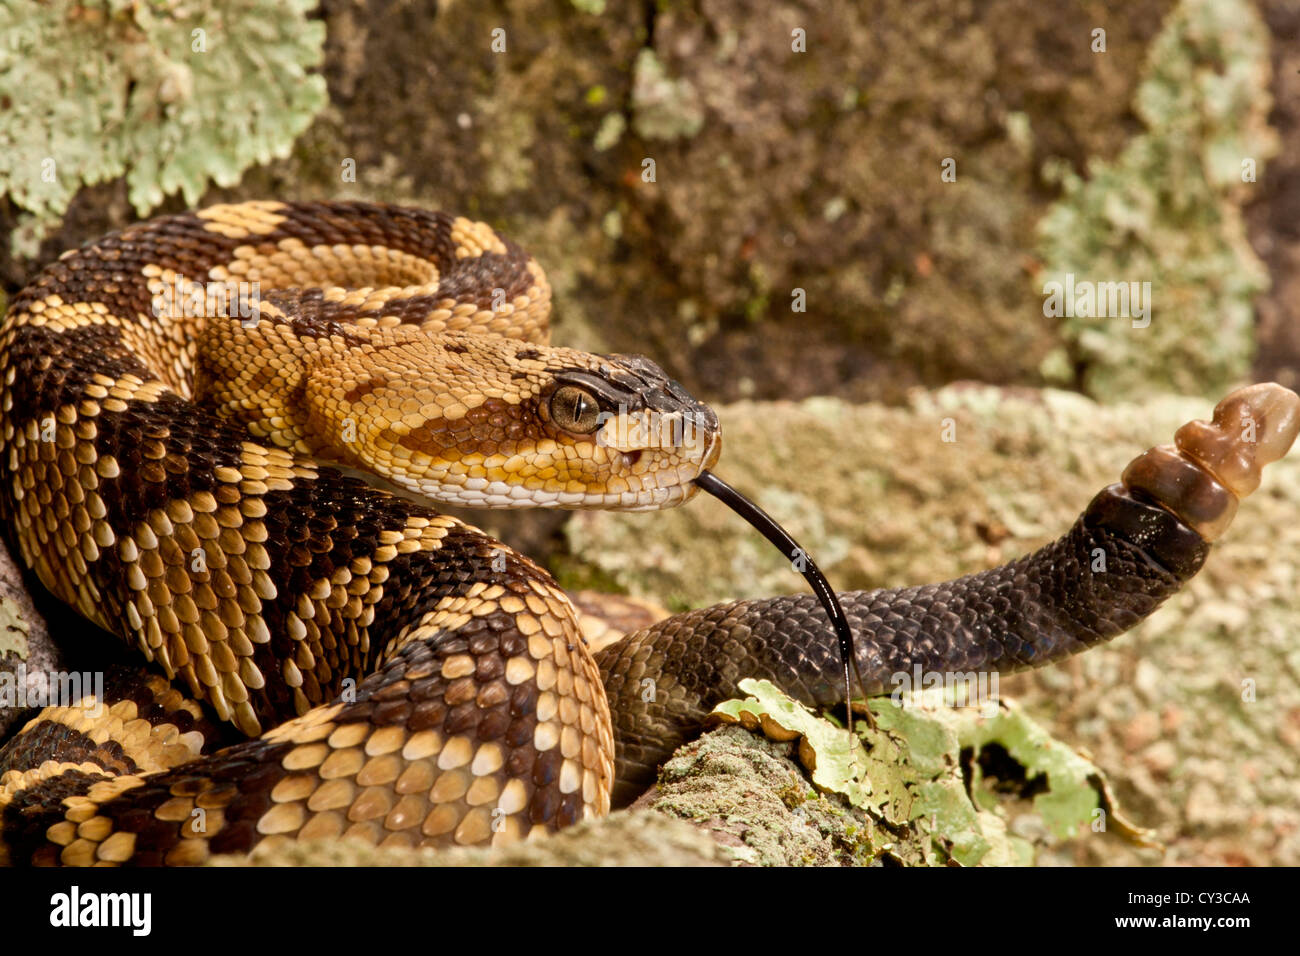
[648,686,1138,866]
[0,0,327,254]
[711,678,871,807]
[0,598,30,662]
[643,724,884,866]
[1035,0,1277,400]
[630,49,705,141]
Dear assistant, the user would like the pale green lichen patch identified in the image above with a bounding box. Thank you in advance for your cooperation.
[702,681,1138,868]
[0,598,30,661]
[962,700,1149,842]
[0,0,327,250]
[1036,0,1276,400]
[711,678,871,808]
[875,695,1155,865]
[630,49,705,141]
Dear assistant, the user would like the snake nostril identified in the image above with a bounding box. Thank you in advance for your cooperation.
[623,450,643,468]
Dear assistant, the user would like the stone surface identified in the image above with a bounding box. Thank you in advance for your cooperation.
[567,388,1300,865]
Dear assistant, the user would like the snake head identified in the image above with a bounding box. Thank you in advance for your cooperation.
[299,330,721,510]
[542,354,722,491]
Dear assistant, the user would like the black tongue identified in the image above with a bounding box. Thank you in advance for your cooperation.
[694,470,861,728]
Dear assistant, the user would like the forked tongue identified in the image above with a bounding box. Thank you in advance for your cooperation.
[694,470,862,731]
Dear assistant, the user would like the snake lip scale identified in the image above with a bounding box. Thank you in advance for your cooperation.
[0,199,1296,866]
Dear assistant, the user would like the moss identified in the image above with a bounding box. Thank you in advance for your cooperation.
[593,112,626,152]
[592,0,1176,402]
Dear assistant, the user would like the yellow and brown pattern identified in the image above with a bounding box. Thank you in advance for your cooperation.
[0,201,707,864]
[0,200,1296,866]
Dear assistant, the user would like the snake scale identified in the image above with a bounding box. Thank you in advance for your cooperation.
[0,200,1295,866]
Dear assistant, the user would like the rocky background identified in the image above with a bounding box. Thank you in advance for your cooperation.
[1,0,1298,866]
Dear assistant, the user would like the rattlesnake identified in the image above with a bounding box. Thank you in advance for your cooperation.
[0,200,1294,865]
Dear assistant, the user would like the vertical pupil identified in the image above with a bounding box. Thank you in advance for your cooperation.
[553,388,598,431]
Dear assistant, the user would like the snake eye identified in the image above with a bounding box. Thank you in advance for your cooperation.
[549,385,602,434]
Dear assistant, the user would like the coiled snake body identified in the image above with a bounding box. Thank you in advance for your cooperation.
[0,201,1295,866]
